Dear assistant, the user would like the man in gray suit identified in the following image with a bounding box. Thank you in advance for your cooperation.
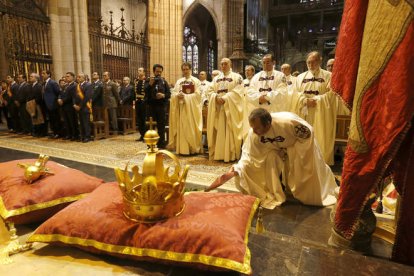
[102,71,120,134]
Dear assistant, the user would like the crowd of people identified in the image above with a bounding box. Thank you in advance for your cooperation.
[0,51,346,164]
[168,51,347,167]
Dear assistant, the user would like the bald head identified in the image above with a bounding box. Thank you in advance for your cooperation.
[306,51,322,73]
[220,58,232,73]
[281,64,291,76]
[326,59,335,72]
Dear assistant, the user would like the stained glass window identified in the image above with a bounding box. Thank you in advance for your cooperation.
[183,26,199,74]
[208,40,215,75]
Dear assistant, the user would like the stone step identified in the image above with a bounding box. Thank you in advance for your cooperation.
[248,230,414,276]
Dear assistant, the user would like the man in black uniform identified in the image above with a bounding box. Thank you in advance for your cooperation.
[144,64,170,148]
[135,67,147,141]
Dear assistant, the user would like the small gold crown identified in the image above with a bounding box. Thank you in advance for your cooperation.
[114,118,189,223]
[17,154,54,184]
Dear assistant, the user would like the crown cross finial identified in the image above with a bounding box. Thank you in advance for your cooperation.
[146,117,157,130]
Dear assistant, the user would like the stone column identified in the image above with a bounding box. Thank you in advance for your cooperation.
[147,0,183,83]
[48,0,91,78]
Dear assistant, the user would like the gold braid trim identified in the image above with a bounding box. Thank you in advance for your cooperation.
[27,198,260,274]
[0,194,88,219]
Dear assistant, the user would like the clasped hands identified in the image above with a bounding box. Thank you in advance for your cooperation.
[306,98,317,108]
[156,92,165,99]
[177,91,185,100]
[215,96,225,105]
[259,92,269,104]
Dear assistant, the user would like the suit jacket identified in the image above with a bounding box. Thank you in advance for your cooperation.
[74,82,93,113]
[16,82,30,104]
[59,81,77,111]
[120,84,135,105]
[27,82,43,104]
[103,80,120,108]
[28,82,46,117]
[43,79,60,111]
[91,80,104,107]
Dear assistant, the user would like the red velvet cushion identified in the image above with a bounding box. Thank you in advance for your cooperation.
[0,159,104,224]
[28,183,259,274]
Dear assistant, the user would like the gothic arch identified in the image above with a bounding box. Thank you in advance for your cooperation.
[183,1,220,42]
[183,1,218,78]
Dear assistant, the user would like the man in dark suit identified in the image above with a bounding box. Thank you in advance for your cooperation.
[120,77,135,106]
[16,74,32,135]
[74,73,93,142]
[41,70,61,138]
[91,72,104,108]
[144,64,171,149]
[5,75,20,132]
[28,73,47,137]
[58,72,79,141]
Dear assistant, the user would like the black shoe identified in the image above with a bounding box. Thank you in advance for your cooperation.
[63,136,71,140]
[70,137,77,141]
[82,138,92,143]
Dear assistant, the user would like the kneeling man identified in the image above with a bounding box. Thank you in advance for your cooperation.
[233,108,337,209]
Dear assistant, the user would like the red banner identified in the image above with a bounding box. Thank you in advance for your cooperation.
[331,0,414,265]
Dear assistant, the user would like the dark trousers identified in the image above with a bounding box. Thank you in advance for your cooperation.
[108,107,118,132]
[48,108,61,136]
[9,104,21,132]
[148,104,166,148]
[0,106,12,129]
[33,123,47,136]
[79,111,91,139]
[62,106,79,139]
[135,100,147,137]
[19,104,32,134]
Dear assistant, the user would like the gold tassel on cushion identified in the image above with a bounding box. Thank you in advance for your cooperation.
[0,222,32,264]
[256,206,265,234]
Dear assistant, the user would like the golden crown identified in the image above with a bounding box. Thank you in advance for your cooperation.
[114,118,189,223]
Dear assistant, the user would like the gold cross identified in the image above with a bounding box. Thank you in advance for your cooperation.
[146,117,157,130]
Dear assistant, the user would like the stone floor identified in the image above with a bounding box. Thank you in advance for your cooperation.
[1,133,414,275]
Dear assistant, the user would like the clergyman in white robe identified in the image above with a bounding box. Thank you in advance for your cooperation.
[207,59,244,162]
[234,110,337,209]
[168,74,202,155]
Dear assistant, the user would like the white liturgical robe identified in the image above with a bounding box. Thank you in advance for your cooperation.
[292,69,338,165]
[199,80,211,105]
[207,70,244,162]
[234,112,337,209]
[168,76,202,155]
[247,70,288,115]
